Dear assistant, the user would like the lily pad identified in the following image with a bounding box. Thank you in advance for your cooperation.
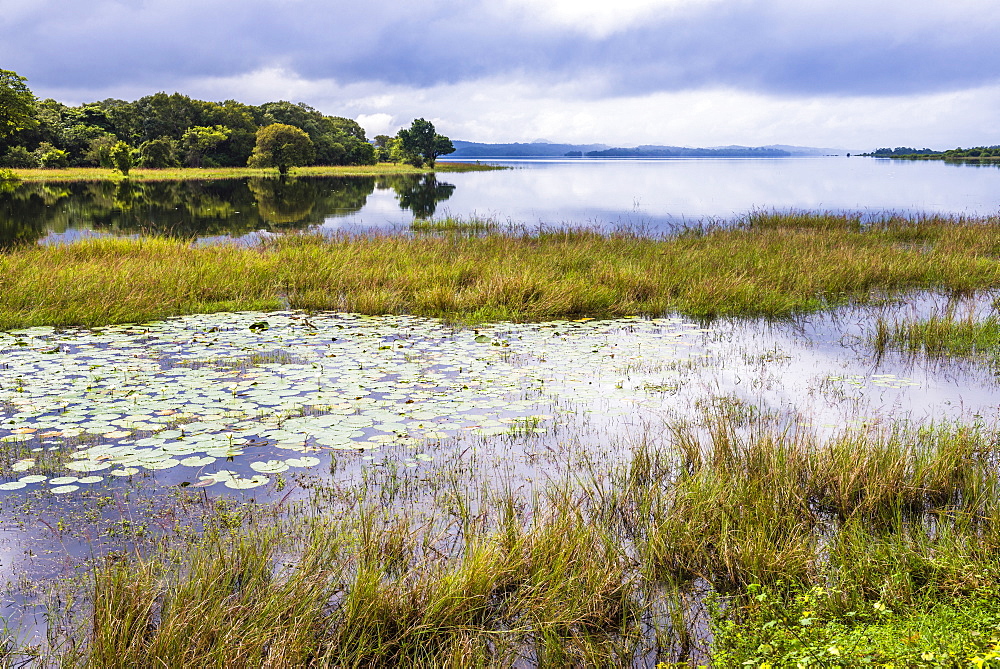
[285,456,321,467]
[249,460,289,474]
[49,476,79,485]
[224,475,269,490]
[51,485,80,494]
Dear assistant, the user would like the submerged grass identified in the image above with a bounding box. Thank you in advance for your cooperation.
[4,212,1000,329]
[26,412,1000,666]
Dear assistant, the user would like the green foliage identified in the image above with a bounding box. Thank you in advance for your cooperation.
[870,145,1000,161]
[0,146,39,168]
[247,123,315,176]
[397,118,455,167]
[374,134,396,162]
[84,135,118,168]
[110,141,134,176]
[0,86,384,169]
[137,137,180,168]
[712,583,1000,666]
[35,142,69,168]
[0,69,37,141]
[181,125,230,167]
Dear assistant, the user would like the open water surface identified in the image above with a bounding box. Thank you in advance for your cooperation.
[3,157,1000,246]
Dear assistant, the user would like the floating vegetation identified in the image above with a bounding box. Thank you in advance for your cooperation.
[0,312,714,496]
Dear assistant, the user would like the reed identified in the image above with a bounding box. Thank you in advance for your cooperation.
[44,411,1000,666]
[873,310,1000,360]
[4,213,1000,330]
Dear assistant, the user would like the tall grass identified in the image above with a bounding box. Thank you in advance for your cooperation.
[41,412,1000,666]
[4,212,1000,329]
[873,310,1000,360]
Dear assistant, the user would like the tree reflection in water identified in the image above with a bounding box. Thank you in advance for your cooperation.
[378,174,456,219]
[0,173,458,246]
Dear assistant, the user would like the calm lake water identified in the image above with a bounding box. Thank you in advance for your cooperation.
[4,157,1000,246]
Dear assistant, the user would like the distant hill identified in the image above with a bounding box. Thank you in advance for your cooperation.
[587,145,790,158]
[450,141,847,158]
[450,141,609,158]
[755,145,847,156]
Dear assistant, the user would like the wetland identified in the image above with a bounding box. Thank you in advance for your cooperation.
[4,158,1000,665]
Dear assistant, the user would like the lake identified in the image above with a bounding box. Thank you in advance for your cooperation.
[4,157,1000,246]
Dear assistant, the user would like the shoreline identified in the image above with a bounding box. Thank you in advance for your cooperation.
[2,161,505,182]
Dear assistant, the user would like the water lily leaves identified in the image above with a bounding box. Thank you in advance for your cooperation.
[64,460,112,472]
[225,474,269,489]
[51,485,80,494]
[77,475,103,484]
[11,459,35,472]
[142,458,181,470]
[179,456,216,467]
[0,481,27,491]
[18,474,47,484]
[285,456,320,467]
[250,460,289,474]
[49,476,79,485]
[2,306,951,502]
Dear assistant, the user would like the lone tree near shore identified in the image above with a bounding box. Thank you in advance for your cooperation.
[247,123,315,176]
[396,118,454,167]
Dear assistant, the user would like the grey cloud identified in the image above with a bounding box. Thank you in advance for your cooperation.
[3,0,1000,100]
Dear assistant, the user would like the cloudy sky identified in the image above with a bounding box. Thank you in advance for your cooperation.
[2,0,999,150]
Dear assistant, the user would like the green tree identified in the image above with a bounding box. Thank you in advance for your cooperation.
[396,118,455,167]
[181,125,230,167]
[138,137,180,168]
[247,123,315,176]
[35,142,69,168]
[0,146,38,168]
[86,135,119,168]
[110,141,134,176]
[0,69,37,143]
[374,135,395,163]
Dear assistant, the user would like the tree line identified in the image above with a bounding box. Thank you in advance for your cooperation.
[0,68,454,173]
[865,146,1000,159]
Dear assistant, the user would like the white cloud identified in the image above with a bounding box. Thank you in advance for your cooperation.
[500,0,726,37]
[33,66,1000,150]
[355,113,395,138]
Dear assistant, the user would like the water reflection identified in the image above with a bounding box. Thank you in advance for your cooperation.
[377,174,456,219]
[0,174,457,246]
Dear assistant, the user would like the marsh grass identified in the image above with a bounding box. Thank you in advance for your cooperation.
[409,215,501,234]
[873,310,1000,362]
[7,162,502,183]
[36,411,1000,666]
[5,212,1000,329]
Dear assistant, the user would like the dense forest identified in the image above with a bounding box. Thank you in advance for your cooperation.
[865,146,1000,159]
[0,68,454,171]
